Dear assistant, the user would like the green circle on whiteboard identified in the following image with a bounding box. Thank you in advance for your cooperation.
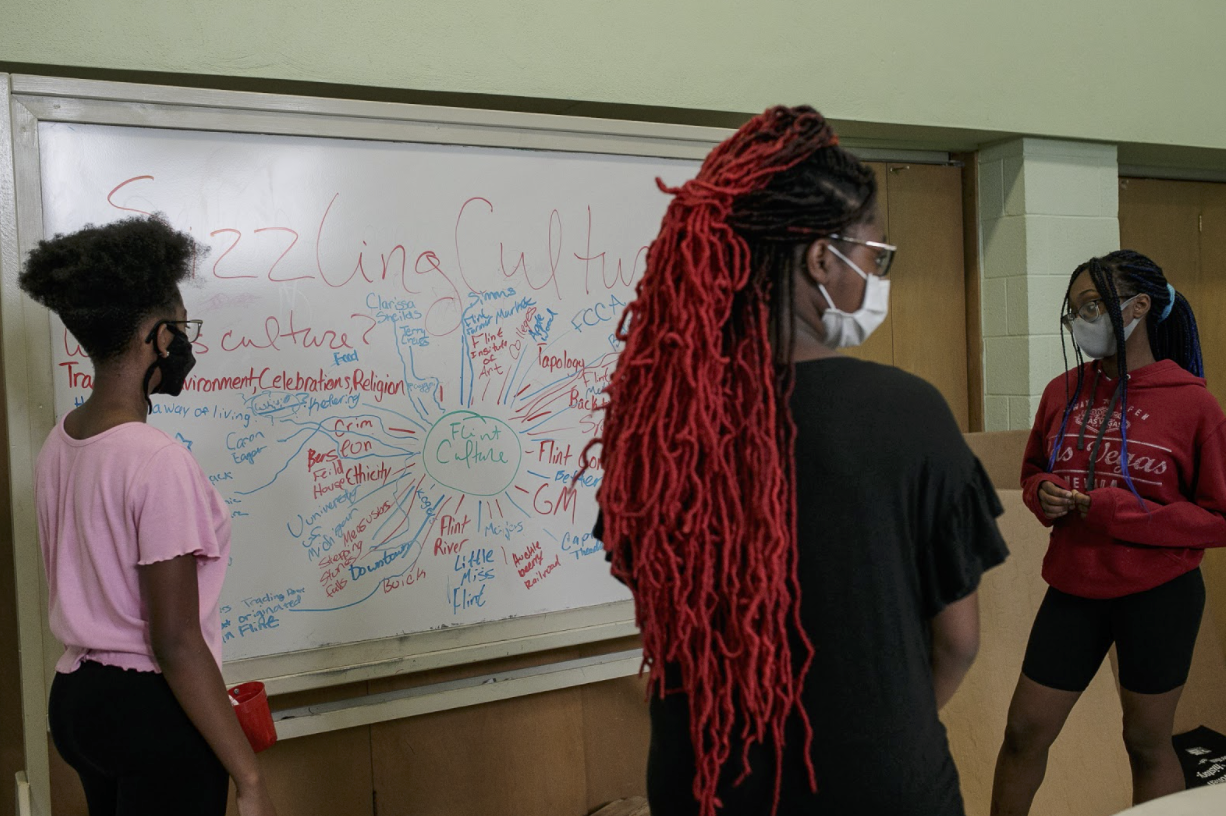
[423,411,522,496]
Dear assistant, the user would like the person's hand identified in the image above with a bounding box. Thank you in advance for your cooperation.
[1072,490,1092,519]
[236,778,278,816]
[1038,481,1075,519]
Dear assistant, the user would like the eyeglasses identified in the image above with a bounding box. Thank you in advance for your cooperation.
[146,319,204,344]
[830,234,897,276]
[1061,295,1138,327]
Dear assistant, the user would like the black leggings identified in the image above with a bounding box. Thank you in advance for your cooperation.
[49,661,229,816]
[1022,568,1206,695]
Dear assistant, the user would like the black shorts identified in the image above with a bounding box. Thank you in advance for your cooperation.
[1022,568,1205,695]
[49,660,229,816]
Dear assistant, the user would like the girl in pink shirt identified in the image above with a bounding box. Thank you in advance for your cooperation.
[21,217,277,816]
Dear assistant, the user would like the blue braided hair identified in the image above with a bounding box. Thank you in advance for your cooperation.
[1046,251,1204,505]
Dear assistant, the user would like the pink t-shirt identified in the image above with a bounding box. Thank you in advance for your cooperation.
[35,417,231,674]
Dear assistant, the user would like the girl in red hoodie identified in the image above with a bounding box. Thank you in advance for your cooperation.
[991,250,1226,815]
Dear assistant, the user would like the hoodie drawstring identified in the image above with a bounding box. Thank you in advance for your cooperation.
[1087,382,1123,490]
[1075,368,1103,452]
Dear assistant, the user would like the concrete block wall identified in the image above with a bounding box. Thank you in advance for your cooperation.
[979,139,1121,431]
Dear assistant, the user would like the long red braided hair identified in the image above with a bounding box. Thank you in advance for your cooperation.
[590,106,877,815]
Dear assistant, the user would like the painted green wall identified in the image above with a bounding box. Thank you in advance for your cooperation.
[3,1,1225,151]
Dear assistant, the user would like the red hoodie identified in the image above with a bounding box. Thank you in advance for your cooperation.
[1022,359,1226,599]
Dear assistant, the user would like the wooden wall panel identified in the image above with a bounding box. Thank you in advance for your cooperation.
[1119,176,1226,660]
[965,430,1031,489]
[886,163,970,431]
[1117,178,1202,295]
[370,687,588,816]
[843,162,895,367]
[1196,183,1226,418]
[363,640,646,816]
[224,682,373,816]
[580,676,651,813]
[1172,605,1226,737]
[841,162,971,430]
[1196,183,1226,671]
[226,726,374,816]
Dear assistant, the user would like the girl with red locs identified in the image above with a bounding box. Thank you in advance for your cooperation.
[592,106,1006,815]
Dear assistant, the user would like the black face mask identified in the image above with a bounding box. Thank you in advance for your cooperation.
[143,323,196,409]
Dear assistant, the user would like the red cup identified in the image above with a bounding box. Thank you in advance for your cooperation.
[228,681,277,753]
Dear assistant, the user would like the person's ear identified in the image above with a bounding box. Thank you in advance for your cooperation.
[1131,294,1152,321]
[134,317,162,359]
[804,239,834,287]
[148,322,172,358]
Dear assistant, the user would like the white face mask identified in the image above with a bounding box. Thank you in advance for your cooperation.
[817,245,890,349]
[1070,295,1140,360]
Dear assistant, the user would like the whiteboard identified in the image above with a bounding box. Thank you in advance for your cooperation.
[37,121,697,662]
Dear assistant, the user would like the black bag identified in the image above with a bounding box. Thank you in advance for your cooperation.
[1172,726,1226,788]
